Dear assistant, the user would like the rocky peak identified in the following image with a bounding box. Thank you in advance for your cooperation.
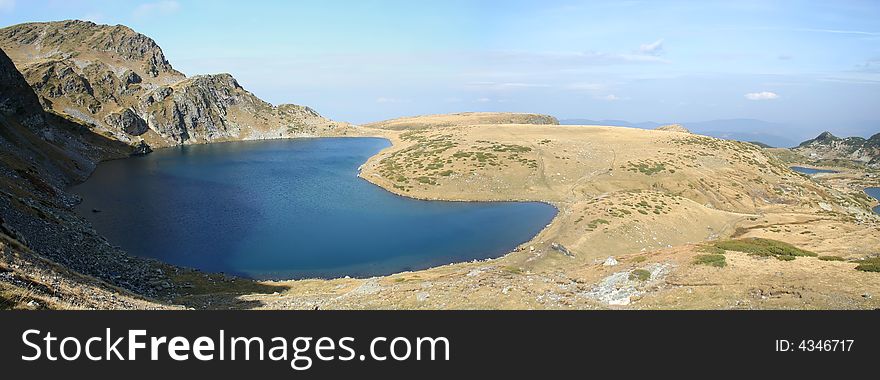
[0,20,182,79]
[794,131,880,168]
[815,131,838,142]
[1,20,338,147]
[798,131,840,148]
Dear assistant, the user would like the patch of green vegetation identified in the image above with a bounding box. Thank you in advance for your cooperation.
[855,257,880,272]
[585,218,610,231]
[490,143,531,153]
[697,245,726,255]
[629,269,651,281]
[630,256,647,263]
[415,176,437,185]
[713,238,817,258]
[625,160,670,175]
[818,256,846,261]
[693,254,727,268]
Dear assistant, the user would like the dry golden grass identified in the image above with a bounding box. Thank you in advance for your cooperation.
[232,114,880,310]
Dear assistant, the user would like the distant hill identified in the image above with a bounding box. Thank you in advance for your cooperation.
[365,112,558,130]
[655,124,692,133]
[793,131,880,168]
[559,118,799,147]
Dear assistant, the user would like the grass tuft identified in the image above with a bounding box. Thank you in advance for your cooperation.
[713,238,816,258]
[693,254,726,268]
[818,256,846,261]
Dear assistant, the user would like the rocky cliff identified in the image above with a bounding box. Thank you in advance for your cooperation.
[1,45,180,308]
[794,131,880,168]
[0,20,346,148]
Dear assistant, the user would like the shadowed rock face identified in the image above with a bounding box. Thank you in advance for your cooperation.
[104,108,148,136]
[0,46,195,305]
[0,20,338,147]
[0,48,43,123]
[795,131,880,168]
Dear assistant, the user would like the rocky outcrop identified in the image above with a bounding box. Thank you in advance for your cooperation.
[0,20,342,147]
[105,108,148,135]
[0,20,180,78]
[655,124,692,134]
[794,131,880,168]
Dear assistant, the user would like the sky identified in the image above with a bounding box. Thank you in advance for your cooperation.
[1,0,879,138]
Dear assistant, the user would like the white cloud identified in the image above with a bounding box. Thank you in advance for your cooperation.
[0,0,14,13]
[744,91,779,100]
[596,94,622,101]
[133,1,180,19]
[475,97,492,103]
[638,39,664,56]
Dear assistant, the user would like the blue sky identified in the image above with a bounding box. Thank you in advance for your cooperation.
[1,0,879,137]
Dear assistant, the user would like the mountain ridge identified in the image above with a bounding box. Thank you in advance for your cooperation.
[794,131,880,168]
[0,20,348,148]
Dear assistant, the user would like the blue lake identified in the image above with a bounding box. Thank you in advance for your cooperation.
[790,166,839,175]
[866,187,880,215]
[70,138,557,280]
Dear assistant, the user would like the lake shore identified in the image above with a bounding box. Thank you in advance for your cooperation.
[222,116,880,310]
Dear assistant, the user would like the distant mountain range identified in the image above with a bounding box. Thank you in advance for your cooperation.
[559,118,803,148]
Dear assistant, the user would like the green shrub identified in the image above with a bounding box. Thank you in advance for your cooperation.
[855,258,880,272]
[629,269,651,281]
[818,256,845,261]
[693,254,726,268]
[713,238,817,258]
[697,245,726,255]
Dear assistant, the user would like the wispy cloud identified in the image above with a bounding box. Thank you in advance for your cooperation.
[490,40,670,66]
[744,91,779,100]
[0,0,14,13]
[595,94,624,101]
[793,28,880,36]
[638,39,664,56]
[133,1,180,19]
[855,58,880,73]
[465,81,549,90]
